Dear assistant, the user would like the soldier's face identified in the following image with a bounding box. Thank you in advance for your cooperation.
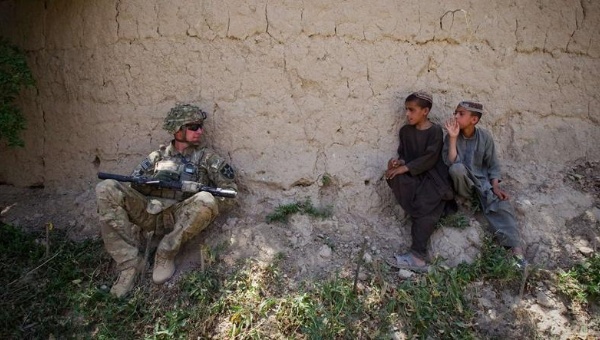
[181,123,204,144]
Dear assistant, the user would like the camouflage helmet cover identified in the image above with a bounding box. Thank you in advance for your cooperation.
[163,104,207,134]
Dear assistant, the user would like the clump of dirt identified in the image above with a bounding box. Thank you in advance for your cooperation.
[559,160,600,267]
[565,160,600,206]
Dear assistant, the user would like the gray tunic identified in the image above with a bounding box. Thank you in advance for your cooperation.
[443,127,500,200]
[443,127,521,248]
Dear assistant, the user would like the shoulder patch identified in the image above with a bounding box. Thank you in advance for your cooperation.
[220,163,235,179]
[140,158,152,171]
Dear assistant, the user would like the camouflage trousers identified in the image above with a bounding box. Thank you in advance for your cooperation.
[95,179,218,271]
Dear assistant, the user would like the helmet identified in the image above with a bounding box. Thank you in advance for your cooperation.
[163,104,207,134]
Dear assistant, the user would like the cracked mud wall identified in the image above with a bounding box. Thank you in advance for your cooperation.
[0,0,599,216]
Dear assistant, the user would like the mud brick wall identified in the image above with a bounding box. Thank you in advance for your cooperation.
[1,0,598,214]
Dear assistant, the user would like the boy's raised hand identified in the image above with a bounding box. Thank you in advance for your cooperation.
[444,118,459,138]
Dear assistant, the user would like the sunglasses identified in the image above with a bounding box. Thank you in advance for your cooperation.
[185,123,204,131]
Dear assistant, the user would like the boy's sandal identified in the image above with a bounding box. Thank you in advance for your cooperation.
[385,253,429,273]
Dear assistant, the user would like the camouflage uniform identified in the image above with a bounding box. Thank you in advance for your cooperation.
[96,104,237,296]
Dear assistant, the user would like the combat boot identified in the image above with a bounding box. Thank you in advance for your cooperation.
[153,250,175,284]
[110,266,139,298]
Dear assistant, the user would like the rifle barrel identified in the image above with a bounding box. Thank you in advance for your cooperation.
[97,172,236,198]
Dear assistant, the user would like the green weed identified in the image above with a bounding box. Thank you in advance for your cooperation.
[467,238,522,283]
[392,238,522,339]
[0,38,35,147]
[0,222,576,339]
[558,254,600,305]
[437,212,469,229]
[266,198,332,223]
[0,223,161,338]
[394,269,476,339]
[321,173,332,187]
[469,193,482,212]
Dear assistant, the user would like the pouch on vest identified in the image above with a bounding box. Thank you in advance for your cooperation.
[153,159,181,182]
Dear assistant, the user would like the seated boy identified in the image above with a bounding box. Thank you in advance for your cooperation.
[385,91,455,272]
[443,101,526,267]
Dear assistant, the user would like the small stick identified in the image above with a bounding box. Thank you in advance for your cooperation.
[45,222,53,258]
[518,265,530,301]
[0,203,17,217]
[7,251,60,287]
[517,245,538,302]
[353,238,368,294]
[200,245,205,272]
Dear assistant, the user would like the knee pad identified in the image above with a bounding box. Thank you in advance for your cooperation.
[190,191,219,215]
[96,179,125,202]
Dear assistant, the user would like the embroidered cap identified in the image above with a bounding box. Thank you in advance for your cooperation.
[459,101,484,114]
[412,91,433,104]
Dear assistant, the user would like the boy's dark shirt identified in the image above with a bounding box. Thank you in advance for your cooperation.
[394,123,453,215]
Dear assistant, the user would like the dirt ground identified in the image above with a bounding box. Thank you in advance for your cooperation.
[1,160,598,338]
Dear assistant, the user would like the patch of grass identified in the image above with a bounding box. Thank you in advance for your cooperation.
[0,37,35,147]
[469,192,482,213]
[0,223,542,339]
[266,198,332,223]
[394,269,476,339]
[393,238,522,338]
[0,223,188,339]
[466,238,522,283]
[437,212,469,229]
[0,223,138,338]
[73,288,158,338]
[321,173,332,187]
[557,254,600,305]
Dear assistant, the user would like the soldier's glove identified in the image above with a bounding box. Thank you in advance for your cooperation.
[181,181,202,193]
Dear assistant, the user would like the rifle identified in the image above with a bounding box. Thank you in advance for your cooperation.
[97,172,237,198]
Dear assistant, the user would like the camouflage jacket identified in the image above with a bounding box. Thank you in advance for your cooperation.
[131,141,237,205]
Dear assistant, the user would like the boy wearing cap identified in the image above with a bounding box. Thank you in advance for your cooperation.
[385,91,456,272]
[443,101,526,266]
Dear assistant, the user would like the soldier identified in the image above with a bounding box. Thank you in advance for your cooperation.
[96,104,237,297]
